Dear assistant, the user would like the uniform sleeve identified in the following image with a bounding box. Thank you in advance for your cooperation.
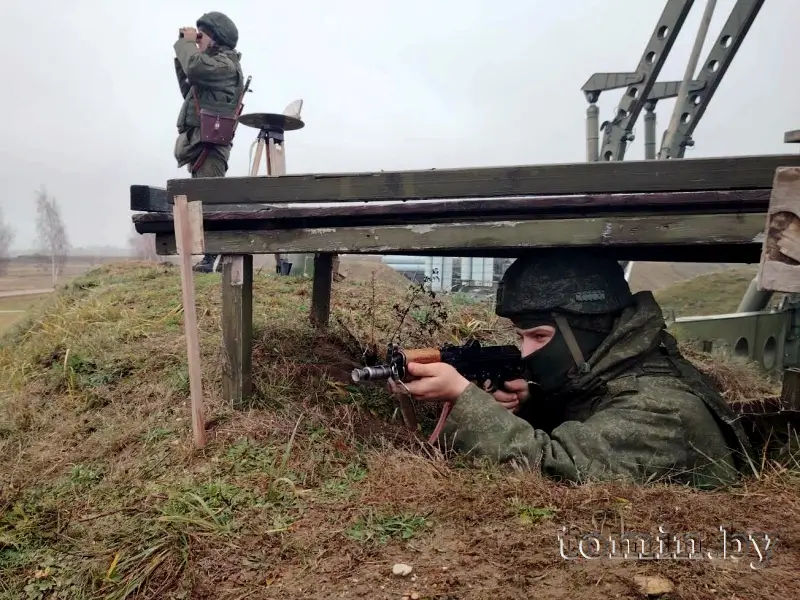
[174,58,190,98]
[173,39,232,86]
[440,383,693,484]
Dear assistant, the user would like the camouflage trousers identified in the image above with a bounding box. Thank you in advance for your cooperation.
[191,149,228,269]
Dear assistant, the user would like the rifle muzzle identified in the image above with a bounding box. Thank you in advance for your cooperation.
[350,365,393,383]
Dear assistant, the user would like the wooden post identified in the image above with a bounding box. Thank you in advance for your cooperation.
[311,252,333,329]
[781,367,800,410]
[756,167,800,293]
[222,255,253,408]
[173,195,206,448]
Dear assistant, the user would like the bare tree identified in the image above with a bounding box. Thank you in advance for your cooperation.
[34,187,70,287]
[128,223,159,262]
[0,206,14,276]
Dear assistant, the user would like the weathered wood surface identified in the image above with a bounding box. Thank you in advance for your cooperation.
[163,154,800,206]
[154,212,767,262]
[222,255,253,408]
[757,167,800,293]
[172,195,206,449]
[131,185,169,212]
[785,130,800,144]
[132,188,771,233]
[173,200,205,255]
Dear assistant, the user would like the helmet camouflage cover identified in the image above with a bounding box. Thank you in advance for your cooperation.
[196,11,239,49]
[495,250,634,319]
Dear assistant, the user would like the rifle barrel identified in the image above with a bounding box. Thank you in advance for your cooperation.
[351,365,393,383]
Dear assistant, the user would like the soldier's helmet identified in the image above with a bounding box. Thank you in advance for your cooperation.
[197,11,239,49]
[495,250,634,320]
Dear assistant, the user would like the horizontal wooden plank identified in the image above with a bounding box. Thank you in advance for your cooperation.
[785,130,800,144]
[130,185,279,213]
[153,213,767,263]
[164,154,800,206]
[132,188,771,233]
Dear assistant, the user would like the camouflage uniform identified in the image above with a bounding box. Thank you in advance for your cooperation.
[439,251,755,489]
[173,11,243,271]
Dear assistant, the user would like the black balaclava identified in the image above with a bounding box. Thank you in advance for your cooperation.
[513,311,615,395]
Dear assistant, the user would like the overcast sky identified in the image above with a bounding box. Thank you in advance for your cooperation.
[1,0,797,250]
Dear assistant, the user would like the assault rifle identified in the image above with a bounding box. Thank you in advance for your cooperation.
[351,340,524,443]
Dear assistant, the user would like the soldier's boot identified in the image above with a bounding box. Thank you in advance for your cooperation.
[193,254,218,273]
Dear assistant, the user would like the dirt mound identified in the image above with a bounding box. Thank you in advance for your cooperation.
[339,257,413,289]
[628,262,740,293]
[0,262,797,599]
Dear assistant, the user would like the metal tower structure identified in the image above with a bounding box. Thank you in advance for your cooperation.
[585,0,764,163]
[583,0,765,292]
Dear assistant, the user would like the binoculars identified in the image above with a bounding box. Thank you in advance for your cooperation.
[179,30,203,40]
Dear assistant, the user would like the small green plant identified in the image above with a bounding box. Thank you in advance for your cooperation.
[507,497,558,525]
[346,510,427,545]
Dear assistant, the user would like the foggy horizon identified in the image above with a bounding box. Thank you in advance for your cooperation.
[2,0,797,251]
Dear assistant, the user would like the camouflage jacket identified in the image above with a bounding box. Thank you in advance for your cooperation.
[173,39,243,167]
[440,292,755,489]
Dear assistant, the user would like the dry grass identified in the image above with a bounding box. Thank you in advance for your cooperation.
[0,261,798,600]
[0,294,52,333]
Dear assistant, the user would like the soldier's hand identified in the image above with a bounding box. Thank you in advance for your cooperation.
[180,27,199,42]
[387,362,469,403]
[488,378,530,413]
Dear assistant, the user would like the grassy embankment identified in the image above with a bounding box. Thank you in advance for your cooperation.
[0,262,797,599]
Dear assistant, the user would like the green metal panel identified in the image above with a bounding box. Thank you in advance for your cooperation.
[669,309,799,373]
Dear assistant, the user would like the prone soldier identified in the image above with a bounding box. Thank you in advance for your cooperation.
[390,250,756,489]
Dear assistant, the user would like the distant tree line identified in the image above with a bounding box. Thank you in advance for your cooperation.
[0,186,164,284]
[0,187,71,284]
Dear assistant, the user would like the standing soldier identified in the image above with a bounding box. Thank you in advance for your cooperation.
[173,11,244,273]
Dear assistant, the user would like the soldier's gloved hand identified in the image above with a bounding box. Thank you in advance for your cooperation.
[387,362,469,403]
[487,378,530,413]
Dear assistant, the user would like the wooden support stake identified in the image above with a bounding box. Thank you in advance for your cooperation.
[222,255,253,408]
[757,167,800,293]
[311,252,333,329]
[173,194,206,448]
[781,367,800,410]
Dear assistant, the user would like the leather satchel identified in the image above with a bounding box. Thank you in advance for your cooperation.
[192,84,241,147]
[198,107,237,146]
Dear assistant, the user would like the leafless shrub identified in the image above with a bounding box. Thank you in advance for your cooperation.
[34,187,70,286]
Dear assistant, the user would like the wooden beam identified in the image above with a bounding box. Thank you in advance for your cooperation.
[221,255,253,409]
[131,184,280,214]
[132,188,772,234]
[785,130,800,144]
[757,166,800,293]
[164,154,800,206]
[172,195,206,449]
[310,253,333,329]
[131,185,169,212]
[154,212,766,257]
